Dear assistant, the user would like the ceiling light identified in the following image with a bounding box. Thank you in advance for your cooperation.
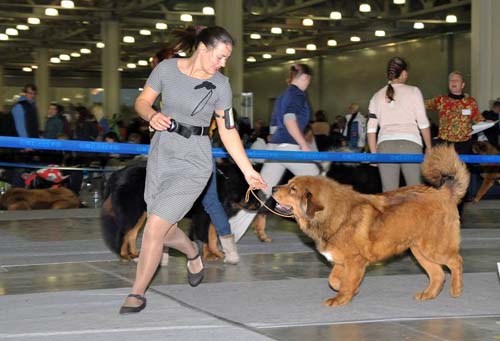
[180,14,193,22]
[446,15,457,23]
[70,52,81,57]
[45,8,59,16]
[50,57,61,63]
[327,39,337,46]
[250,33,261,39]
[202,7,215,15]
[393,0,405,4]
[126,63,137,69]
[118,67,123,71]
[61,0,75,8]
[413,22,424,29]
[155,23,167,30]
[16,25,29,31]
[62,97,70,102]
[302,18,314,26]
[247,56,256,62]
[262,53,272,59]
[178,51,186,57]
[350,36,361,42]
[5,28,18,36]
[123,36,135,43]
[138,60,148,66]
[59,54,70,61]
[306,43,317,51]
[271,27,282,34]
[0,33,8,41]
[330,11,342,20]
[286,48,296,54]
[80,48,91,54]
[139,29,151,36]
[96,42,105,48]
[22,67,32,72]
[359,3,371,12]
[27,17,40,25]
[31,65,38,69]
[375,30,386,37]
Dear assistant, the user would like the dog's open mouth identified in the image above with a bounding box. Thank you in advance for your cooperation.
[275,202,293,214]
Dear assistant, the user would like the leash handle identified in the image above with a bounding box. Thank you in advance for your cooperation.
[245,187,294,218]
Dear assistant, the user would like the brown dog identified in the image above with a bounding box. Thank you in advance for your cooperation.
[471,141,500,203]
[272,145,469,307]
[0,187,80,210]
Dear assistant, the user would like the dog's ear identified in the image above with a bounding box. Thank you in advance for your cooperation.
[300,191,324,218]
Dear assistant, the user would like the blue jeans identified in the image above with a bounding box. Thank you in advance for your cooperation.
[201,161,231,237]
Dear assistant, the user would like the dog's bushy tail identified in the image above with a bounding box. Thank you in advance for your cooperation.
[421,144,470,203]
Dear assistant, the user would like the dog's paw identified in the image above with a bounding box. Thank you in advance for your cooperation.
[450,285,462,298]
[414,291,437,300]
[323,295,351,307]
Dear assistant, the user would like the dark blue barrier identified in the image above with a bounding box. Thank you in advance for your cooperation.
[1,136,500,164]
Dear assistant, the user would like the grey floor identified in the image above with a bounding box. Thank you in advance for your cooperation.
[0,200,500,340]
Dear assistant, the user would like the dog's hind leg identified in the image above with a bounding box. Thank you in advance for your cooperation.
[472,177,495,203]
[410,247,446,300]
[444,254,463,297]
[253,213,272,242]
[125,212,147,259]
[206,223,224,260]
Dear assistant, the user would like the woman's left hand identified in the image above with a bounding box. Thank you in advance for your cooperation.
[244,169,268,190]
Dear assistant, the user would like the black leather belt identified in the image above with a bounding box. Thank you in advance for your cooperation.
[168,119,209,138]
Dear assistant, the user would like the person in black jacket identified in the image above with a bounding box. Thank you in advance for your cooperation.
[481,100,500,150]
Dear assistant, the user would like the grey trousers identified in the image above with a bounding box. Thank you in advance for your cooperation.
[377,140,422,192]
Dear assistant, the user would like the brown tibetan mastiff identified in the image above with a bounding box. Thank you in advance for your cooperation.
[272,145,469,307]
[471,141,500,203]
[0,187,80,210]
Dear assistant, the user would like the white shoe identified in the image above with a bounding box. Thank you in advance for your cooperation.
[220,234,240,264]
[160,252,169,266]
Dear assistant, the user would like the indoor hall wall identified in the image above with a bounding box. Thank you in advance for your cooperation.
[244,32,471,125]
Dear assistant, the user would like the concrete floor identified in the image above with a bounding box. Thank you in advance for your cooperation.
[0,200,500,340]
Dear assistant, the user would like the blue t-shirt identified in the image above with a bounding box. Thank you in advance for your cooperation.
[270,85,311,144]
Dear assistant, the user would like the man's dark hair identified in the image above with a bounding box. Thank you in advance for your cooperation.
[23,84,37,93]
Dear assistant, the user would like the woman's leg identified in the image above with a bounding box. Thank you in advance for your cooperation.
[163,224,202,273]
[400,141,423,186]
[377,141,402,192]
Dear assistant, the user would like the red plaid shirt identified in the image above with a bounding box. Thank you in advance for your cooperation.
[425,94,482,142]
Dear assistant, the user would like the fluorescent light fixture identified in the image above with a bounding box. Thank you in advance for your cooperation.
[413,22,424,29]
[393,0,405,4]
[62,97,70,102]
[446,14,457,23]
[139,29,151,36]
[271,27,282,34]
[350,36,361,42]
[80,48,91,54]
[375,30,386,37]
[27,17,40,25]
[31,65,38,69]
[286,48,296,54]
[327,39,337,46]
[0,33,8,41]
[50,57,61,63]
[202,6,215,15]
[359,3,371,12]
[70,52,81,57]
[156,22,167,30]
[5,28,18,36]
[180,14,193,22]
[16,25,29,30]
[250,33,261,39]
[138,88,144,91]
[95,42,104,48]
[123,36,135,43]
[306,43,317,51]
[178,51,187,57]
[22,67,32,72]
[262,53,272,59]
[330,11,342,20]
[118,67,123,71]
[45,8,59,16]
[138,60,148,66]
[246,56,256,62]
[126,63,137,69]
[302,18,314,26]
[61,0,75,8]
[59,54,70,61]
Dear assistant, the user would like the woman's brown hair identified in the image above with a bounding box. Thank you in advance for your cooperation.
[172,26,234,55]
[386,57,408,102]
[287,63,312,84]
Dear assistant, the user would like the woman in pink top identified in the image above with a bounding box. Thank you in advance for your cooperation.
[367,57,432,192]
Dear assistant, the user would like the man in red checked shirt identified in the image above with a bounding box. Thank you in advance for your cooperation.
[426,71,484,155]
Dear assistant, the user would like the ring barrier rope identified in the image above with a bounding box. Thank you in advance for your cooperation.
[1,137,500,167]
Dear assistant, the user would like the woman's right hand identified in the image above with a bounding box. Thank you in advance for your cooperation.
[149,113,173,131]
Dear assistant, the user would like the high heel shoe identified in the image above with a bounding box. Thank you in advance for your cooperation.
[187,241,204,287]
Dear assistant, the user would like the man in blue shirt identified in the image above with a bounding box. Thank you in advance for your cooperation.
[12,84,39,138]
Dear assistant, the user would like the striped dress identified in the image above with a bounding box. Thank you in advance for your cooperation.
[144,58,232,223]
